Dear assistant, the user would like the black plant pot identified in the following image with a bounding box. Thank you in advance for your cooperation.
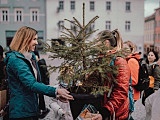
[69,93,103,119]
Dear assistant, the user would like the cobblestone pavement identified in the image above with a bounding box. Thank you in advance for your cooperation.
[40,53,146,120]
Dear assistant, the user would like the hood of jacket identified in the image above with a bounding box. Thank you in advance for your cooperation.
[126,52,141,61]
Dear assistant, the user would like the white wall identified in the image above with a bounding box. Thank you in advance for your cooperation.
[46,0,144,53]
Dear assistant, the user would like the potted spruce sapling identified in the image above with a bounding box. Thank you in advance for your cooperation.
[44,3,125,119]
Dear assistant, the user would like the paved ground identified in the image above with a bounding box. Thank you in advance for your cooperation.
[39,53,146,120]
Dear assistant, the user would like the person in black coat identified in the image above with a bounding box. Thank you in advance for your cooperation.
[33,50,50,119]
[0,45,9,120]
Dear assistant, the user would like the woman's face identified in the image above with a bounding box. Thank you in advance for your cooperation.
[123,44,130,51]
[123,43,131,56]
[104,39,111,47]
[28,34,38,52]
[147,51,156,63]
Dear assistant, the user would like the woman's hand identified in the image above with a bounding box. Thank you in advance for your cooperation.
[57,88,74,102]
[91,113,102,120]
[0,109,6,117]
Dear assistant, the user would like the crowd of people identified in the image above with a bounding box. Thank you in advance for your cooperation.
[0,26,160,120]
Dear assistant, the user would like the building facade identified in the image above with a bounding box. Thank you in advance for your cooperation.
[144,13,155,54]
[155,7,160,52]
[0,0,145,54]
[46,0,144,54]
[0,0,46,50]
[144,7,160,55]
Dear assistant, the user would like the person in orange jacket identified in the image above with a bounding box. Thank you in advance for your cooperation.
[92,29,130,120]
[123,41,141,102]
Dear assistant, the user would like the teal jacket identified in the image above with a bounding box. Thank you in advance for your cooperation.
[4,51,56,118]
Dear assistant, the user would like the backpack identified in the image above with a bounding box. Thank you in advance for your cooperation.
[133,58,150,91]
[128,77,134,113]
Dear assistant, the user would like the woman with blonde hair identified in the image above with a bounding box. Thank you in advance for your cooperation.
[123,40,141,102]
[4,26,73,120]
[123,40,141,120]
[92,29,130,120]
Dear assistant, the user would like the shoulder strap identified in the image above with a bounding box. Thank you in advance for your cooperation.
[107,56,116,98]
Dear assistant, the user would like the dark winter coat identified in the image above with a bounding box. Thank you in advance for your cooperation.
[147,63,160,90]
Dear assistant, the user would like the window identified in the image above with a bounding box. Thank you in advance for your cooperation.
[70,1,75,10]
[15,9,23,22]
[70,21,77,32]
[126,2,131,11]
[59,1,64,10]
[90,1,94,11]
[125,21,131,31]
[0,8,9,22]
[106,21,111,30]
[30,9,39,22]
[6,31,16,46]
[106,1,111,11]
[86,23,94,34]
[57,21,64,30]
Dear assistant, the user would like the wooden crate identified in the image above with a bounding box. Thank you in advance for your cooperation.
[0,90,7,110]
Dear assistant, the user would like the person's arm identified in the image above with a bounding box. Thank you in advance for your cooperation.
[9,57,73,100]
[153,65,160,90]
[127,58,139,86]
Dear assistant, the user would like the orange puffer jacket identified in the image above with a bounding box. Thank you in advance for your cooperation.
[127,53,141,101]
[103,57,131,120]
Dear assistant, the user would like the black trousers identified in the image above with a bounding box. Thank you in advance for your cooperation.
[39,94,46,110]
[142,87,154,106]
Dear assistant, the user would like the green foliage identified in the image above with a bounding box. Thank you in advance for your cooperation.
[43,4,126,95]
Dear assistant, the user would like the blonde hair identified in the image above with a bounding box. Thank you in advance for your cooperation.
[123,40,136,53]
[10,26,37,53]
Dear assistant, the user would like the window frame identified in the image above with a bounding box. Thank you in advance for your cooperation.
[14,8,23,22]
[58,20,64,30]
[70,1,75,10]
[0,8,9,22]
[106,1,111,11]
[59,1,64,10]
[30,8,39,22]
[126,2,131,12]
[106,21,111,30]
[90,1,95,11]
[125,21,131,31]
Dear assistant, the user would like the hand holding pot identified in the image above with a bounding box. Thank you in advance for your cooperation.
[0,109,6,117]
[57,88,74,102]
[91,113,102,120]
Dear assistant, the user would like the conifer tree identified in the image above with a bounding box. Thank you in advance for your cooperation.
[44,3,126,95]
